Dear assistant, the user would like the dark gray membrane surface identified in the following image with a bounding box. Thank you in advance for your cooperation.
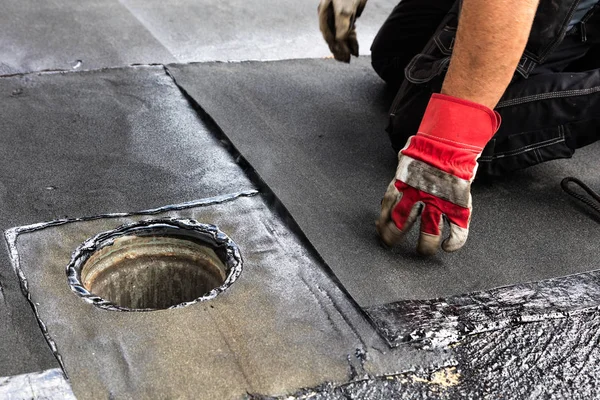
[166,57,600,308]
[0,66,255,377]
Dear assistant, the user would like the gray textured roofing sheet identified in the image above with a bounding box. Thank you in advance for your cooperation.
[166,57,600,307]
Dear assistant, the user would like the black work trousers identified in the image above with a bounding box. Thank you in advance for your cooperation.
[371,0,600,176]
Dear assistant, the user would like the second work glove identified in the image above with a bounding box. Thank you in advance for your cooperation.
[318,0,367,62]
[376,93,501,255]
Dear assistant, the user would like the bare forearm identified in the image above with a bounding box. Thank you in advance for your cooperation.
[441,0,540,108]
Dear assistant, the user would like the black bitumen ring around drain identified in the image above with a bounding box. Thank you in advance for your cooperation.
[66,218,243,311]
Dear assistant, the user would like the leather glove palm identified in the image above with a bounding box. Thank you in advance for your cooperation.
[376,94,501,255]
[318,0,367,62]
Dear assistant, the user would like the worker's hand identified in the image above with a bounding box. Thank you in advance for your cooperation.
[376,94,501,255]
[318,0,367,62]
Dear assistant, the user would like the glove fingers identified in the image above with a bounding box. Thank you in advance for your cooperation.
[417,205,443,256]
[318,0,359,62]
[380,180,401,214]
[391,196,421,233]
[318,0,336,45]
[377,220,404,248]
[442,222,469,252]
[377,181,421,247]
[376,181,402,246]
[379,203,421,247]
[347,30,359,57]
[320,11,351,62]
[332,0,355,40]
[332,42,351,62]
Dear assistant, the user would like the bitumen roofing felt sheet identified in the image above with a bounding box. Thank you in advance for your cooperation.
[2,64,445,398]
[0,65,255,376]
[9,194,381,399]
[2,0,599,397]
[1,57,598,400]
[166,57,600,308]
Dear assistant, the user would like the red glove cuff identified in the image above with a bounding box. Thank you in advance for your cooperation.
[417,93,501,150]
[400,93,501,181]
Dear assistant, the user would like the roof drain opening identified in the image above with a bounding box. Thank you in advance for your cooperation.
[67,219,242,311]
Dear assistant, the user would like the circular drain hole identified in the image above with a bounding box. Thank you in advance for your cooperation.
[67,218,242,311]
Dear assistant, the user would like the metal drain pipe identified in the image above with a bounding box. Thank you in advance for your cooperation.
[67,218,242,311]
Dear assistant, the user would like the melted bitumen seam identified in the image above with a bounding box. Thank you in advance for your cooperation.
[0,60,314,80]
[252,307,600,398]
[298,274,369,381]
[365,269,600,348]
[248,362,462,400]
[0,62,169,79]
[3,190,257,378]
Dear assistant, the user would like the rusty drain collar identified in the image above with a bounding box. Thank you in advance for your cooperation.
[66,218,243,311]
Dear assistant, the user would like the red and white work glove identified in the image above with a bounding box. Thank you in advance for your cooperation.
[376,93,501,255]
